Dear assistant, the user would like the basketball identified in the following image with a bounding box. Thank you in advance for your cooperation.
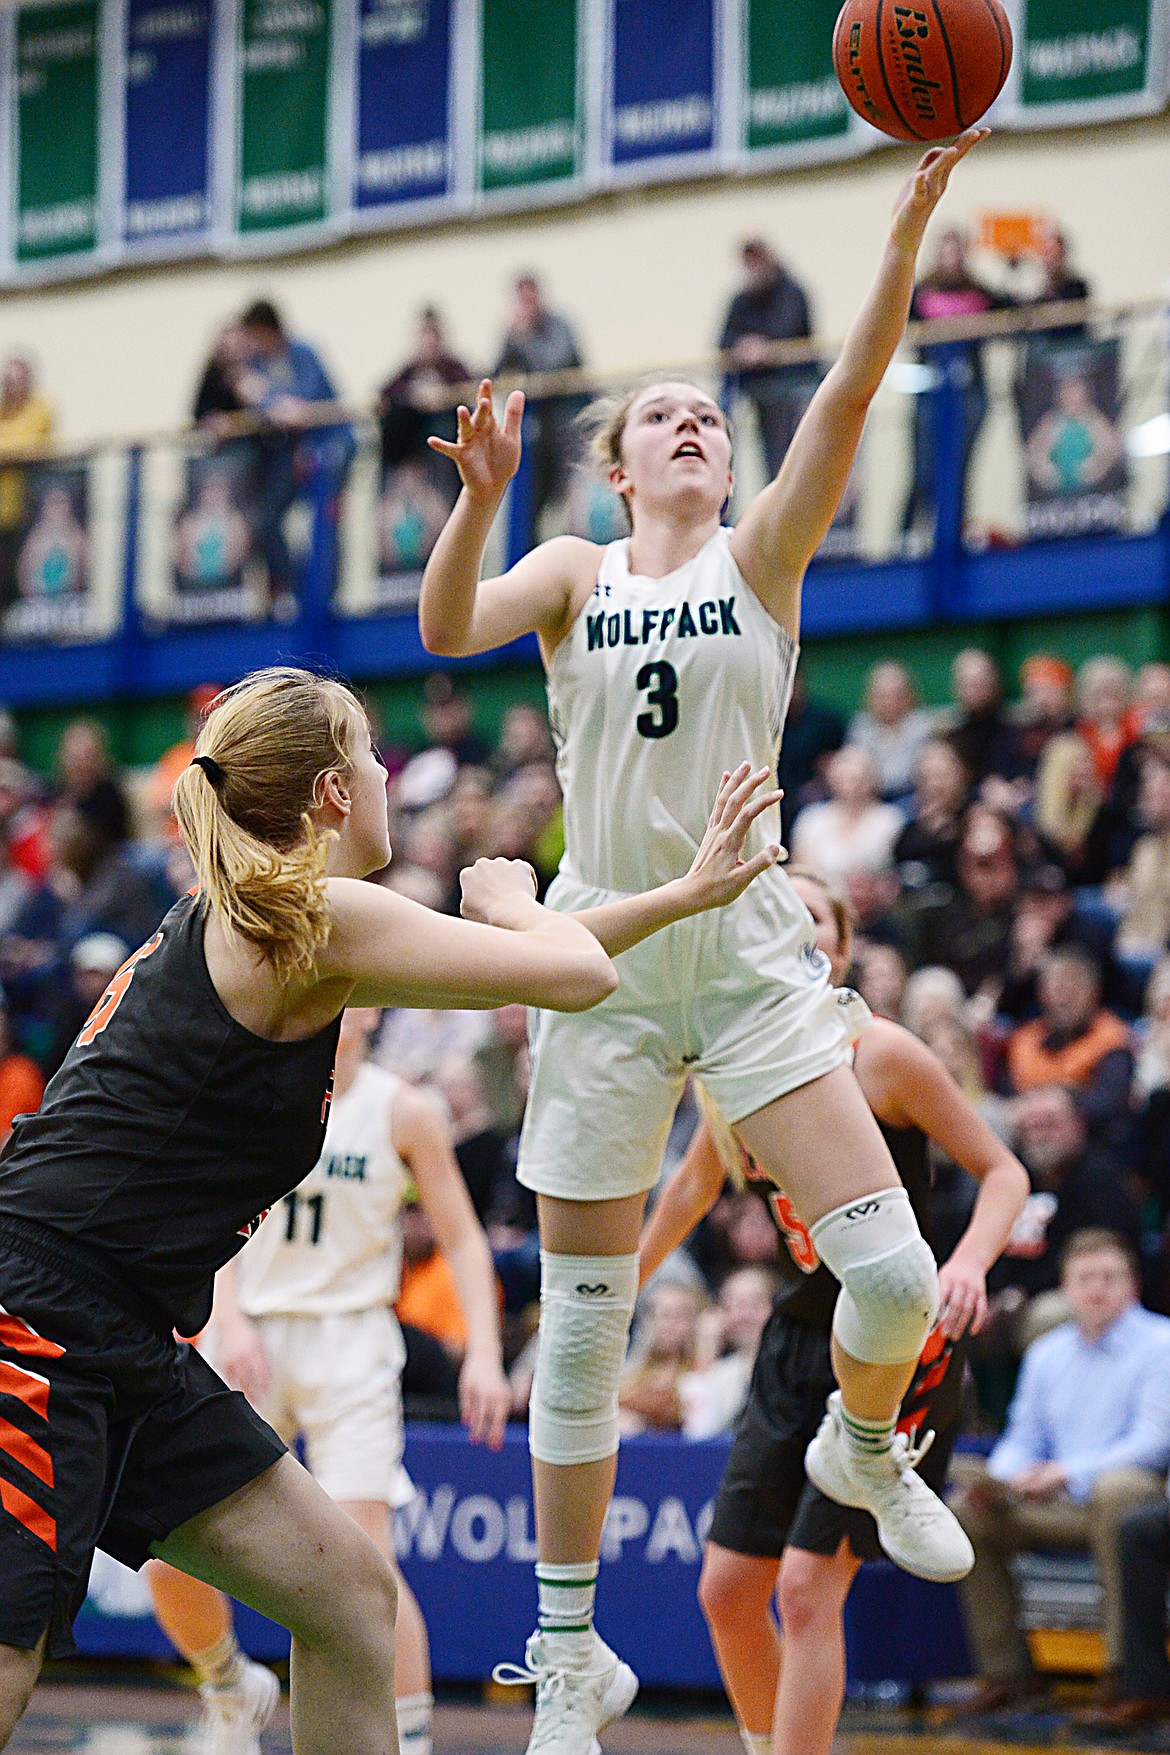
[833,0,1013,142]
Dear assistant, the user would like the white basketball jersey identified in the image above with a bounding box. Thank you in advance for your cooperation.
[547,528,798,894]
[235,1062,407,1317]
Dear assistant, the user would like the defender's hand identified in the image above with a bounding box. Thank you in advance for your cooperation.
[681,763,783,911]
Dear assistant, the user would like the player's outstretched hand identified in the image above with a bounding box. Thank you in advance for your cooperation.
[460,854,539,928]
[428,378,525,501]
[682,763,782,911]
[459,1351,512,1451]
[890,126,988,254]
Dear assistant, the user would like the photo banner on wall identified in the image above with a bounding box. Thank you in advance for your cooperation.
[478,0,582,198]
[0,450,126,645]
[236,0,334,235]
[354,0,455,218]
[742,0,855,159]
[1021,335,1129,539]
[1014,0,1169,123]
[607,0,717,176]
[123,0,215,253]
[12,0,101,266]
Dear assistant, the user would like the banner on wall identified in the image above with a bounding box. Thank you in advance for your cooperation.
[607,0,717,175]
[478,0,582,197]
[236,0,333,235]
[354,0,455,217]
[1020,336,1129,539]
[0,452,125,644]
[122,0,215,252]
[742,0,854,158]
[12,0,101,266]
[137,440,308,626]
[1014,0,1169,122]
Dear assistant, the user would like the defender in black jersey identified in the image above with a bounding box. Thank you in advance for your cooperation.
[639,868,1027,1755]
[0,665,777,1753]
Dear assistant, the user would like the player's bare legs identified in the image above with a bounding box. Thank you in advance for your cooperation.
[697,1546,781,1738]
[0,1633,45,1748]
[343,1500,433,1752]
[154,1455,399,1755]
[771,1542,859,1755]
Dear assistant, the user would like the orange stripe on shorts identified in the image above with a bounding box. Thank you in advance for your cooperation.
[0,1358,50,1421]
[0,1411,52,1488]
[0,1473,55,1550]
[0,1304,65,1361]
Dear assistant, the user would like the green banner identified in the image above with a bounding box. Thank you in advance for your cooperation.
[1021,0,1163,113]
[479,0,581,193]
[237,0,333,233]
[743,0,851,153]
[14,1,100,263]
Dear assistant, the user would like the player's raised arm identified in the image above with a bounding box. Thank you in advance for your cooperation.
[419,379,594,657]
[729,127,987,634]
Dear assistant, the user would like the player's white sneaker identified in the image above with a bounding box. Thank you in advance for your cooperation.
[493,1629,639,1755]
[805,1391,974,1584]
[195,1657,280,1755]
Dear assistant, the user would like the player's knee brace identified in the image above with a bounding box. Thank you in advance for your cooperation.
[811,1186,938,1366]
[528,1251,638,1466]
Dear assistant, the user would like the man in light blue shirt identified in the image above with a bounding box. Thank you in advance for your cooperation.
[953,1228,1170,1714]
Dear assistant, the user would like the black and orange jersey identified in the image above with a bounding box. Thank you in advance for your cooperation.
[746,1119,937,1329]
[0,892,340,1337]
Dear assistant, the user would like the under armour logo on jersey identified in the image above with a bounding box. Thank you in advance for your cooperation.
[321,1069,335,1124]
[237,1208,270,1240]
[576,1283,611,1296]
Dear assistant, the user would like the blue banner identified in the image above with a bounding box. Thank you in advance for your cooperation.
[354,0,453,213]
[122,0,214,249]
[608,0,717,170]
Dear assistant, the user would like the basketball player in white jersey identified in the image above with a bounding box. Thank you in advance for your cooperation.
[419,129,987,1755]
[147,1006,509,1755]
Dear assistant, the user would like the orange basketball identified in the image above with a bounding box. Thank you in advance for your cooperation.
[832,0,1012,142]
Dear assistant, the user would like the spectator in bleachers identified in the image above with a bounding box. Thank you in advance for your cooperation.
[1075,1492,1170,1731]
[235,298,354,616]
[378,306,471,492]
[1011,653,1076,777]
[1074,655,1139,791]
[717,237,814,481]
[910,806,1022,998]
[1135,662,1170,726]
[420,671,491,769]
[775,668,846,840]
[940,649,1023,785]
[0,811,32,936]
[902,964,968,1040]
[998,864,1122,1024]
[0,987,43,1140]
[1033,727,1108,878]
[0,355,54,615]
[619,1280,707,1435]
[989,1089,1141,1308]
[846,661,933,799]
[41,930,128,1081]
[954,1230,1170,1715]
[854,940,908,1021]
[492,274,584,549]
[1114,742,1170,960]
[893,735,971,887]
[790,746,903,886]
[902,230,1011,540]
[492,702,555,778]
[1005,946,1132,1136]
[678,1266,777,1439]
[430,1055,513,1227]
[191,322,250,439]
[1029,231,1092,342]
[54,718,129,845]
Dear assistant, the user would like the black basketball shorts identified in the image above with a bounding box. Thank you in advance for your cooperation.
[708,1304,962,1564]
[0,1220,286,1657]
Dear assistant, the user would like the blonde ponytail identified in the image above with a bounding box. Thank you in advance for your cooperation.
[172,666,364,984]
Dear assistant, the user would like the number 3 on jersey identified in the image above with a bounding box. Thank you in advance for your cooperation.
[636,661,678,739]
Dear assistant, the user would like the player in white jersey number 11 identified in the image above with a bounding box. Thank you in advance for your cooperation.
[420,129,988,1755]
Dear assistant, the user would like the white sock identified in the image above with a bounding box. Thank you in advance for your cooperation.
[740,1731,771,1755]
[191,1629,243,1691]
[838,1402,896,1459]
[396,1690,433,1755]
[536,1559,599,1658]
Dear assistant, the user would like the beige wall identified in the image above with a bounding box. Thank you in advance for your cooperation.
[2,115,1168,446]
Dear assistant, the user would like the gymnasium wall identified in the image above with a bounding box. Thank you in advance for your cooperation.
[2,115,1168,446]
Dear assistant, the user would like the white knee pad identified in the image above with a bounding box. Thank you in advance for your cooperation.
[528,1251,638,1466]
[811,1186,938,1366]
